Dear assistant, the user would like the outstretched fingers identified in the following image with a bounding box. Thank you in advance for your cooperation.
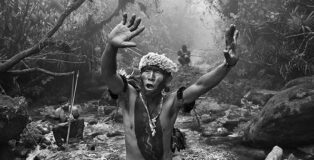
[130,18,142,31]
[128,15,145,40]
[127,14,136,28]
[225,24,238,50]
[119,13,145,46]
[129,26,145,40]
[122,13,127,25]
[233,30,239,45]
[229,24,236,37]
[121,41,137,48]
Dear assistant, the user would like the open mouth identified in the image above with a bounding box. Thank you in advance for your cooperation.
[145,84,154,90]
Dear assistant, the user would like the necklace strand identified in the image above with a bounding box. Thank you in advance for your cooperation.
[139,92,163,136]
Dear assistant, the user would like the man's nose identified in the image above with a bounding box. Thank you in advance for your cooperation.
[148,71,155,80]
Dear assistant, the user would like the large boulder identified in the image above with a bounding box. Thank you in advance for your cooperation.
[244,77,314,147]
[0,95,29,144]
[283,76,314,89]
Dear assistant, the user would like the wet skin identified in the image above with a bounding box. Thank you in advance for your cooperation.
[117,69,179,160]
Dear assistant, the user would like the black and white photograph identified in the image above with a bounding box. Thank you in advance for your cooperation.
[0,0,314,159]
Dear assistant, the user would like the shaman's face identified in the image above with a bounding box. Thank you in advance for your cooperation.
[141,68,165,94]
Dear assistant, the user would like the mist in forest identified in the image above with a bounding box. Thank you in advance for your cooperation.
[161,0,223,49]
[147,0,227,68]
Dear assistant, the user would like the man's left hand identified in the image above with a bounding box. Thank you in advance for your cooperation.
[224,24,239,67]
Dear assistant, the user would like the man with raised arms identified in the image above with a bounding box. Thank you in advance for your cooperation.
[101,13,239,160]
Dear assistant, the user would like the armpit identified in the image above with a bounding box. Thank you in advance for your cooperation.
[177,87,196,113]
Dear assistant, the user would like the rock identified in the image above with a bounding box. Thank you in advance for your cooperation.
[205,136,242,145]
[216,127,229,136]
[107,131,123,137]
[87,143,96,151]
[0,95,29,144]
[286,153,298,160]
[222,120,242,131]
[19,121,54,148]
[265,146,283,160]
[231,145,266,160]
[284,76,314,89]
[244,82,314,147]
[105,153,120,160]
[201,129,215,137]
[201,114,215,123]
[243,89,277,106]
[88,120,98,125]
[217,106,250,131]
[298,145,314,155]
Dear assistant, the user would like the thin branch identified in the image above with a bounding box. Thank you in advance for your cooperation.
[298,36,308,53]
[124,48,143,57]
[291,2,314,8]
[301,36,314,55]
[8,67,74,76]
[0,0,86,72]
[25,57,86,64]
[21,60,30,68]
[30,52,85,59]
[46,0,86,38]
[285,32,314,38]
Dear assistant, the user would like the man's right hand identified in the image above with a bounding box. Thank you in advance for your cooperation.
[108,13,145,48]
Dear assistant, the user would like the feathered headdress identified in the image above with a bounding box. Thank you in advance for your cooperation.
[139,52,178,74]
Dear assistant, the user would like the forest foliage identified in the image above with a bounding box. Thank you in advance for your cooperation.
[205,0,314,80]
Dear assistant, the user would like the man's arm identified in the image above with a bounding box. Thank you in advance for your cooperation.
[182,25,239,103]
[101,13,145,94]
[101,42,123,94]
[183,62,231,103]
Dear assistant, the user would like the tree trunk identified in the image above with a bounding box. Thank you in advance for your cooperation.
[0,0,86,72]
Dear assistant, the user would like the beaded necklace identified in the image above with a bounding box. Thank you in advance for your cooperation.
[139,92,163,136]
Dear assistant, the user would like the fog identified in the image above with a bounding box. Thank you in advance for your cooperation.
[147,0,228,68]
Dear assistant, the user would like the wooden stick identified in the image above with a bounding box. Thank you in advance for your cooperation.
[8,67,75,76]
[66,70,79,144]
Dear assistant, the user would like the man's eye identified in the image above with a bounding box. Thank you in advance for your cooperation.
[155,71,162,74]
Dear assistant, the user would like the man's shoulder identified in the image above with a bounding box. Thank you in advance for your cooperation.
[127,76,141,92]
